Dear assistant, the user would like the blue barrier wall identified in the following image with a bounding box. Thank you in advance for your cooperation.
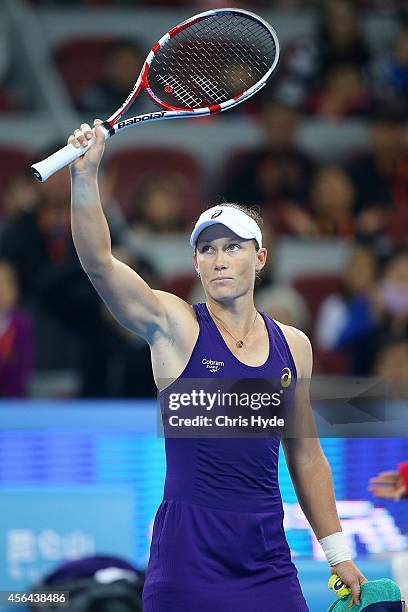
[0,400,407,609]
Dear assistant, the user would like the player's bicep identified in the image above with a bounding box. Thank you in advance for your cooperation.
[87,255,166,340]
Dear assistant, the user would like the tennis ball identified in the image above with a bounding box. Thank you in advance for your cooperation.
[328,574,352,599]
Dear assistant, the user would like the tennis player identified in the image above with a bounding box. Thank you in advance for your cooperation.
[68,120,367,611]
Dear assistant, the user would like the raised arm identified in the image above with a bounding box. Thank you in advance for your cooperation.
[69,119,174,342]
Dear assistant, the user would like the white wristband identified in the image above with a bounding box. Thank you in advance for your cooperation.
[318,532,351,566]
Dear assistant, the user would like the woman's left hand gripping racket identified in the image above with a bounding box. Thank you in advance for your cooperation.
[31,7,279,182]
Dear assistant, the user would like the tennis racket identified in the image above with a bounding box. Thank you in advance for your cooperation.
[31,7,280,182]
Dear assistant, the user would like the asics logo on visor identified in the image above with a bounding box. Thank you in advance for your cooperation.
[211,210,223,219]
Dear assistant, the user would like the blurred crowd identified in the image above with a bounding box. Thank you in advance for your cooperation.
[26,0,408,12]
[0,0,408,398]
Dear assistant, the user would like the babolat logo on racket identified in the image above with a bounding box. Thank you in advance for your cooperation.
[211,210,223,219]
[117,112,165,129]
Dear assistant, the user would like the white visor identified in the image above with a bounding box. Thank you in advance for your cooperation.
[190,206,262,249]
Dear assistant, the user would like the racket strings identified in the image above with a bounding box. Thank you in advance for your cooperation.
[157,73,202,106]
[148,13,277,109]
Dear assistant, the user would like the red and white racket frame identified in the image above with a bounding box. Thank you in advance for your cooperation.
[32,7,280,182]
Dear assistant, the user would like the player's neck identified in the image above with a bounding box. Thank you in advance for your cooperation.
[206,297,257,332]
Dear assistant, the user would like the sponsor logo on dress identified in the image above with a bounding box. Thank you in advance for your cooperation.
[202,358,225,373]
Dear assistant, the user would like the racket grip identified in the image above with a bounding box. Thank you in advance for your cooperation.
[31,126,109,182]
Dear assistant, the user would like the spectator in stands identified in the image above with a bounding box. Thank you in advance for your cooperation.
[327,248,408,375]
[76,40,145,115]
[0,176,36,238]
[372,21,408,109]
[0,146,126,304]
[1,175,41,221]
[220,100,315,210]
[305,64,373,118]
[0,259,33,397]
[309,165,356,236]
[365,249,408,367]
[277,0,371,107]
[348,108,408,218]
[0,155,74,303]
[315,245,378,373]
[37,244,157,398]
[315,0,371,77]
[281,165,356,237]
[130,173,191,235]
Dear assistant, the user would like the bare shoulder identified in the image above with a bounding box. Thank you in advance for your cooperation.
[273,320,313,378]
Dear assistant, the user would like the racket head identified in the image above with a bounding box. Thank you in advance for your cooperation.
[146,8,279,112]
[108,8,279,124]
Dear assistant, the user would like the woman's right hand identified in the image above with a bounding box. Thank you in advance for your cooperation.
[68,118,106,176]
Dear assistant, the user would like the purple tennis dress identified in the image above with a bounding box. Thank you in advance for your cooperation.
[142,303,309,611]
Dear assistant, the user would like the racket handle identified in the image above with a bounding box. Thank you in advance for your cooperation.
[31,125,110,182]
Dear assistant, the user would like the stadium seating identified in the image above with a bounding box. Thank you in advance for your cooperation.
[54,38,114,98]
[292,273,341,327]
[105,147,204,221]
[385,210,408,245]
